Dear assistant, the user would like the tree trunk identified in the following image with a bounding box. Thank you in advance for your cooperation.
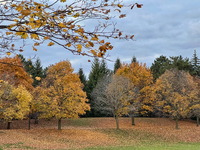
[35,118,38,124]
[131,115,135,125]
[115,115,119,129]
[175,117,179,130]
[197,116,199,127]
[58,118,61,130]
[7,122,11,129]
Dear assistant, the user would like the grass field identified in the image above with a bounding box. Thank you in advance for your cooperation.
[0,117,200,149]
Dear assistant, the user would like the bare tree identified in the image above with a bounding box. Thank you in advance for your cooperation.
[92,74,135,129]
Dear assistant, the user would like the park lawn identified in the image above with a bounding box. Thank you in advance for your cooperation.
[0,117,200,149]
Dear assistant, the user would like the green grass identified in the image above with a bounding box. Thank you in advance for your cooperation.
[83,143,200,150]
[0,142,37,149]
[64,118,94,127]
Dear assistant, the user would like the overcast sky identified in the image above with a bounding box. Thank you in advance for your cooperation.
[18,0,200,77]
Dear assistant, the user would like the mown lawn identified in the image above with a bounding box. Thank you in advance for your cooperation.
[0,117,200,149]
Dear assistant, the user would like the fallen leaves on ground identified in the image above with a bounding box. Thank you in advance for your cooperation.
[0,117,199,149]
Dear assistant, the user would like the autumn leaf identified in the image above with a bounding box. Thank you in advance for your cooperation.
[130,35,134,39]
[21,10,31,16]
[44,36,50,40]
[7,52,11,56]
[32,46,37,51]
[88,41,94,47]
[35,76,41,81]
[34,42,40,46]
[48,42,54,46]
[77,44,82,50]
[65,43,71,47]
[91,37,98,41]
[117,4,123,8]
[136,3,143,8]
[119,14,126,18]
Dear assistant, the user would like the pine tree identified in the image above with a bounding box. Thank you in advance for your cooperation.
[18,55,47,87]
[78,68,87,91]
[191,50,200,76]
[131,55,138,63]
[114,58,121,73]
[86,58,110,116]
[32,58,44,87]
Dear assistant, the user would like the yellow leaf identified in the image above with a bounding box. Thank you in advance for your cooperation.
[91,37,98,41]
[77,44,82,49]
[32,46,37,51]
[35,76,41,81]
[63,29,67,32]
[48,42,54,46]
[12,44,15,47]
[65,43,71,47]
[86,44,90,48]
[44,36,50,40]
[21,10,31,16]
[118,4,123,8]
[77,49,81,53]
[31,34,40,40]
[6,32,13,35]
[7,52,11,56]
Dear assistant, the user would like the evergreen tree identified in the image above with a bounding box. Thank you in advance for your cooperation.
[32,58,44,87]
[18,54,34,76]
[86,58,110,117]
[114,58,121,73]
[150,55,170,80]
[191,50,200,76]
[78,68,87,91]
[18,55,47,87]
[131,55,138,63]
[151,55,194,81]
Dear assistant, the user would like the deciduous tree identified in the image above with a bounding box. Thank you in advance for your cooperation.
[0,0,141,58]
[34,60,90,130]
[189,76,200,126]
[0,81,32,129]
[92,75,135,129]
[155,69,197,129]
[0,56,33,91]
[116,62,154,117]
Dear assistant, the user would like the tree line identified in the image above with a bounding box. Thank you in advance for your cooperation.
[1,50,200,130]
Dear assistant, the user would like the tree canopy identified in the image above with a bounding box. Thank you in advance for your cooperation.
[34,60,90,130]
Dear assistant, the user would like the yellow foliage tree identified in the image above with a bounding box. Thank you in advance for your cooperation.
[0,81,32,129]
[0,57,34,91]
[155,69,197,129]
[189,76,200,127]
[34,60,90,130]
[0,0,142,58]
[115,62,154,117]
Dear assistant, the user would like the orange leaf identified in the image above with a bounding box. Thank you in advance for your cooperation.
[32,46,37,51]
[48,42,54,46]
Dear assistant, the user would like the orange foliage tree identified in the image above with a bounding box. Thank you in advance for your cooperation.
[115,62,154,118]
[155,69,197,129]
[0,0,142,58]
[0,57,33,91]
[33,60,90,130]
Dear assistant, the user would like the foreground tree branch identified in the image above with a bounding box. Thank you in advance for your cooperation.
[0,0,142,58]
